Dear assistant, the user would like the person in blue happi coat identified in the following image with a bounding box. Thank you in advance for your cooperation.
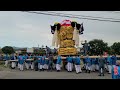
[111,54,117,68]
[85,55,91,73]
[29,54,34,70]
[66,55,73,72]
[10,54,17,69]
[56,55,62,72]
[112,60,120,79]
[18,54,25,71]
[82,57,86,70]
[41,55,46,71]
[107,54,112,74]
[95,58,99,71]
[24,54,31,70]
[104,57,108,71]
[37,54,42,71]
[98,55,106,76]
[91,58,96,72]
[48,54,54,71]
[44,57,49,71]
[4,54,10,67]
[73,55,82,74]
[34,54,39,71]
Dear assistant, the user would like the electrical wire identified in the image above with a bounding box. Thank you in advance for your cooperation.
[21,11,120,23]
[39,11,120,20]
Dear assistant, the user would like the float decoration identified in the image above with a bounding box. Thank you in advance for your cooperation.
[50,20,84,55]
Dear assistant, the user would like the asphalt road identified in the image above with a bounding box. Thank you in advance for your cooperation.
[0,69,111,79]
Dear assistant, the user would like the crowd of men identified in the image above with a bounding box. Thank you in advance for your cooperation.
[1,53,120,79]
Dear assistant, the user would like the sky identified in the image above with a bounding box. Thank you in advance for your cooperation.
[0,11,120,48]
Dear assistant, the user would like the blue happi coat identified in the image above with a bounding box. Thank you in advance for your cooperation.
[74,56,80,65]
[4,54,10,61]
[111,56,117,65]
[91,58,96,65]
[66,56,73,63]
[95,58,99,65]
[18,55,25,65]
[11,55,16,60]
[41,56,46,65]
[56,56,62,64]
[112,65,120,79]
[45,59,49,65]
[37,56,42,63]
[107,56,112,65]
[85,57,91,66]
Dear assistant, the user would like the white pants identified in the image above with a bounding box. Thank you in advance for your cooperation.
[101,68,103,73]
[46,64,49,69]
[38,63,40,69]
[75,65,82,73]
[44,64,48,69]
[44,64,47,69]
[31,62,34,69]
[19,64,24,71]
[71,63,74,70]
[38,63,43,69]
[95,64,99,70]
[108,65,112,73]
[105,64,108,70]
[42,65,44,69]
[91,64,95,71]
[56,64,61,71]
[11,62,16,68]
[86,63,91,70]
[53,63,56,69]
[18,63,20,68]
[65,64,68,70]
[25,62,30,69]
[4,60,9,67]
[67,62,72,71]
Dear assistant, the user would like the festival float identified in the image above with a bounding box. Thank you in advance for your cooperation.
[50,20,84,56]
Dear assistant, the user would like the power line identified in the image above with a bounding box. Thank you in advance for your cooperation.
[111,11,120,13]
[40,11,120,21]
[98,11,120,14]
[21,11,120,23]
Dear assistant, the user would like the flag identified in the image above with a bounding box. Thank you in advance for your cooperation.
[80,23,84,35]
[81,23,84,32]
[51,25,55,34]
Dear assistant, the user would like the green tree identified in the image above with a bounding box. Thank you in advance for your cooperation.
[111,42,120,55]
[0,48,3,54]
[2,46,15,55]
[88,39,109,55]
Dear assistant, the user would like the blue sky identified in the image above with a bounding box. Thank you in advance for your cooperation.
[0,11,120,48]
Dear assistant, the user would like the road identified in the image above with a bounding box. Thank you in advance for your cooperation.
[0,69,111,79]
